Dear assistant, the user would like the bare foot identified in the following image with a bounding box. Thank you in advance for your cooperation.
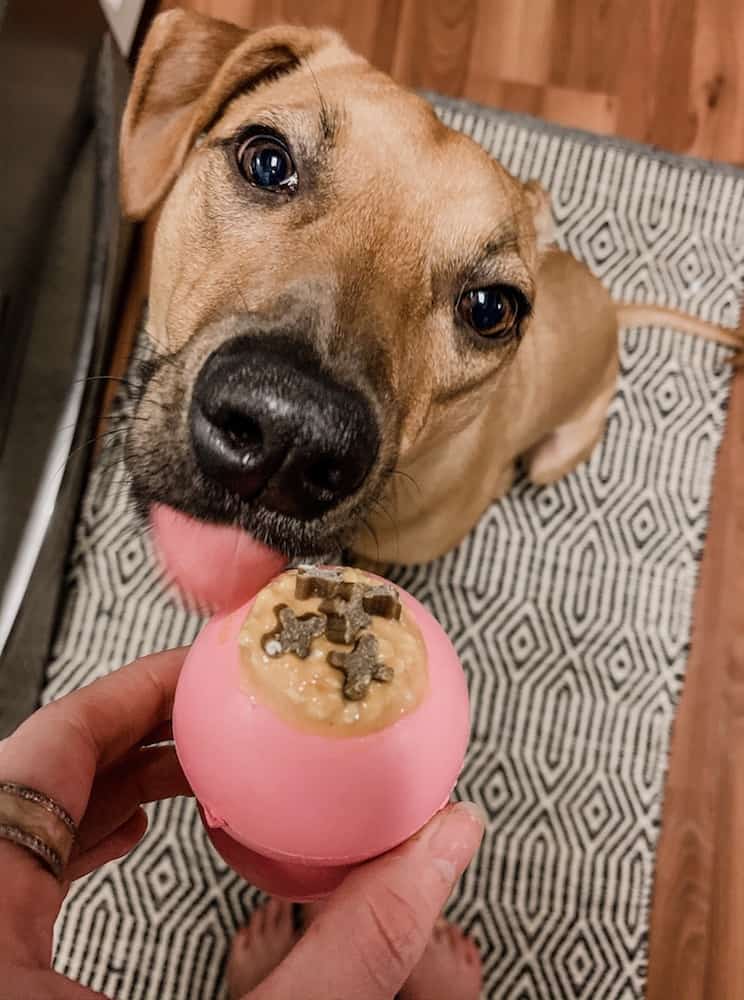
[228,902,481,999]
[304,906,482,1000]
[400,920,482,1000]
[227,899,298,999]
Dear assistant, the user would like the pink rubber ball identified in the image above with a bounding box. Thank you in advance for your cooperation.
[173,570,470,901]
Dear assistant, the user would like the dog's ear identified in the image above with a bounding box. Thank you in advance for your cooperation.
[120,9,339,219]
[523,180,556,252]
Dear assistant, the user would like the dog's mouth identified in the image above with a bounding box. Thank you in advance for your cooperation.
[142,482,385,611]
[129,454,388,612]
[128,328,395,611]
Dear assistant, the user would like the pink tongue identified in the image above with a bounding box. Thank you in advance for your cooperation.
[150,505,287,612]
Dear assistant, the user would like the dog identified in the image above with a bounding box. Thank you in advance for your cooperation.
[114,10,744,996]
[120,9,738,570]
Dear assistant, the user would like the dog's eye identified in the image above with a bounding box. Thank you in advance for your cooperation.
[237,133,298,192]
[457,285,523,339]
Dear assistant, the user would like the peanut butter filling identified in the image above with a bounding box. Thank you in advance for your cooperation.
[238,568,428,736]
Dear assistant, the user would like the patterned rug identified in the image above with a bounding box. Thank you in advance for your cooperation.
[45,95,743,999]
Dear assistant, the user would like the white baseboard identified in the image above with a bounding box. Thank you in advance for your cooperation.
[98,0,146,57]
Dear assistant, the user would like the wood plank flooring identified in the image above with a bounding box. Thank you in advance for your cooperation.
[181,0,744,164]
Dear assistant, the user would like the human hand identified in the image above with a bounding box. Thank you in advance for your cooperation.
[240,801,485,1000]
[0,648,191,997]
[0,647,484,1000]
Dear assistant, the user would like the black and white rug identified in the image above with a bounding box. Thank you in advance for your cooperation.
[45,96,743,999]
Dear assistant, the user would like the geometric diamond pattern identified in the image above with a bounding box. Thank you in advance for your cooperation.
[45,96,741,998]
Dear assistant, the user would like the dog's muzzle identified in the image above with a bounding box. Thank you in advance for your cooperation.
[189,334,380,521]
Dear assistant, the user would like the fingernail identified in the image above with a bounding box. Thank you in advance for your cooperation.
[427,801,486,881]
[457,801,488,826]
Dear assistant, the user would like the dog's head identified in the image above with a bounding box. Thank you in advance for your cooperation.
[121,9,551,571]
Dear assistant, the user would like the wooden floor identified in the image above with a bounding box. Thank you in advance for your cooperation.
[179,0,744,165]
[126,3,744,996]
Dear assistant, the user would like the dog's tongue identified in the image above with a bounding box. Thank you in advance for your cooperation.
[150,505,287,612]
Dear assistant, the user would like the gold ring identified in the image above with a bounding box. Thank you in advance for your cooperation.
[0,782,77,880]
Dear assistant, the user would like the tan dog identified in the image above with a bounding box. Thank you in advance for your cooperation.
[121,9,738,570]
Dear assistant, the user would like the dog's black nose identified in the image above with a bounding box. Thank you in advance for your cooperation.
[189,336,379,519]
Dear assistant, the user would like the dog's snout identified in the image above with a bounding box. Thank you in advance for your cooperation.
[190,336,380,519]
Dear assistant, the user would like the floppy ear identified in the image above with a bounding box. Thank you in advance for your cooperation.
[120,9,337,219]
[523,180,556,252]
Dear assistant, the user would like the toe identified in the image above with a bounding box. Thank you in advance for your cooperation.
[227,921,258,998]
[226,902,299,1000]
[432,920,448,943]
[257,901,270,934]
[399,922,483,1000]
[274,899,294,932]
[231,923,253,954]
[464,938,481,968]
[264,898,281,929]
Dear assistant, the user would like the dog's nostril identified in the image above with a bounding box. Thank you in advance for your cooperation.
[191,335,380,515]
[218,408,263,453]
[304,457,347,495]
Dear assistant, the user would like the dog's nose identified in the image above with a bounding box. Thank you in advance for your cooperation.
[189,336,379,519]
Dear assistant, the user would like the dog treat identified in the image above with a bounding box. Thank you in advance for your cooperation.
[360,582,402,620]
[328,633,394,701]
[319,582,372,645]
[294,564,345,600]
[173,564,470,903]
[294,567,402,623]
[262,605,327,659]
[238,567,428,735]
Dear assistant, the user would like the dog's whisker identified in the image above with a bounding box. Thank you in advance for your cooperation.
[231,275,251,315]
[359,515,381,564]
[98,414,149,423]
[372,496,398,534]
[95,477,132,495]
[76,374,143,390]
[382,506,400,556]
[54,428,130,478]
[391,468,422,498]
[150,352,190,384]
[95,442,131,463]
[99,471,136,491]
[368,497,400,563]
[96,481,134,498]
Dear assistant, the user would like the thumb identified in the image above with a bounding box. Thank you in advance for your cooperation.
[248,801,486,1000]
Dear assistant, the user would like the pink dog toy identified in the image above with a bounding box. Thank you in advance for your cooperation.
[173,566,470,901]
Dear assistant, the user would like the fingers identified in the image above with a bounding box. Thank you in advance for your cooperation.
[49,647,187,769]
[0,647,188,823]
[67,808,149,881]
[73,745,192,858]
[247,802,486,1000]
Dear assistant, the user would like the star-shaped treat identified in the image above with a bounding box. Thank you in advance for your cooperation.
[328,633,394,701]
[262,605,327,659]
[320,583,372,645]
[294,565,345,600]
